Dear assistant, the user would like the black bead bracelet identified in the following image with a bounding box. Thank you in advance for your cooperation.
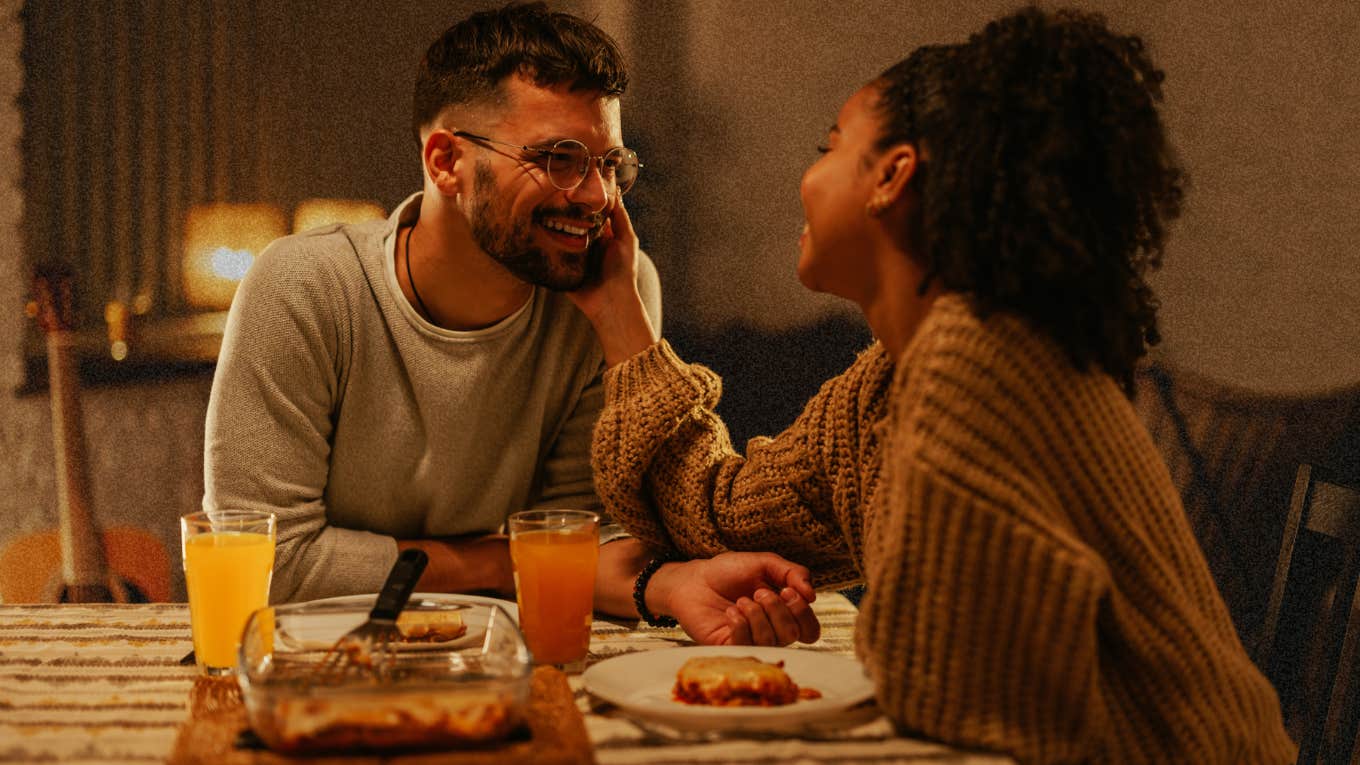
[633,555,680,628]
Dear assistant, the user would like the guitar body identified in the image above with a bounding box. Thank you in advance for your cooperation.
[0,527,171,603]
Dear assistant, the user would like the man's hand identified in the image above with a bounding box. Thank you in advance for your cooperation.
[645,552,821,647]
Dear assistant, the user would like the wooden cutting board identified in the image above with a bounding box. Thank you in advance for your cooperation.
[168,666,595,764]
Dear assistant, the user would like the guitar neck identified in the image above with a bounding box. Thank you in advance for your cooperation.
[45,330,112,597]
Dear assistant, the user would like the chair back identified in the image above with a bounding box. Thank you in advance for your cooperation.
[1134,361,1360,646]
[1258,464,1360,764]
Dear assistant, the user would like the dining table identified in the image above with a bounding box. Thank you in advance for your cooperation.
[0,593,1013,764]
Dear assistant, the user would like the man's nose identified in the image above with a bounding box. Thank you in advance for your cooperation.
[566,161,610,213]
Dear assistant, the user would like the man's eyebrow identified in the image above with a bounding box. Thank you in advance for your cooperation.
[520,135,585,151]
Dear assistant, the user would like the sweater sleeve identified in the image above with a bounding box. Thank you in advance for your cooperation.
[203,239,396,603]
[592,339,886,587]
[858,459,1111,764]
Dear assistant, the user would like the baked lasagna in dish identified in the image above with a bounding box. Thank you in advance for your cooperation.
[672,656,822,706]
[268,690,516,752]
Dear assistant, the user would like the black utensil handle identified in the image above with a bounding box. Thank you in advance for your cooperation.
[372,548,428,620]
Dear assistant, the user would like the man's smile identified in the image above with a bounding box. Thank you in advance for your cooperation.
[536,215,603,252]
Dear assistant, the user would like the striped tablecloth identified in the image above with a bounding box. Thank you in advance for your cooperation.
[0,596,1012,764]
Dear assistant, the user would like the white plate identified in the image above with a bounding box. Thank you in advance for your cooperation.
[582,645,875,731]
[306,592,519,623]
[287,593,519,652]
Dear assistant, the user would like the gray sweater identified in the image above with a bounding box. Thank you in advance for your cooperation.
[203,193,662,602]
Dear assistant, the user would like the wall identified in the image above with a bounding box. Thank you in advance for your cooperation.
[643,1,1360,394]
[1136,0,1360,393]
[2,1,1358,602]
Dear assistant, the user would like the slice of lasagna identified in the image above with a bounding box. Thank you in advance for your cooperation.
[395,610,468,643]
[672,656,822,706]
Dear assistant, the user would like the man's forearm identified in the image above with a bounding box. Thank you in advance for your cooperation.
[397,535,514,596]
[398,534,650,617]
[594,537,650,617]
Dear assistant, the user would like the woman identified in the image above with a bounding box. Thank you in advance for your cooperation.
[569,7,1294,763]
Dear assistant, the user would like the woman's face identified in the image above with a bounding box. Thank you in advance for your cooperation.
[797,84,884,303]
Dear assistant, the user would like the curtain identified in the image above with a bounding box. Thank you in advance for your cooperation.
[21,0,263,326]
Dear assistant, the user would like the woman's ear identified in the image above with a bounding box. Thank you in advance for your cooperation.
[875,144,919,208]
[422,129,463,197]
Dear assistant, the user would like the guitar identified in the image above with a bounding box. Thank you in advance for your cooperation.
[1,263,169,603]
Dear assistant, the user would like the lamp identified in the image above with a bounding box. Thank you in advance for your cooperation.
[182,203,286,311]
[292,198,385,234]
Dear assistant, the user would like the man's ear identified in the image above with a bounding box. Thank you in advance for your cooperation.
[422,129,462,197]
[875,144,919,207]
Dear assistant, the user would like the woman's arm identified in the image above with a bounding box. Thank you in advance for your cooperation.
[860,462,1110,764]
[591,339,890,588]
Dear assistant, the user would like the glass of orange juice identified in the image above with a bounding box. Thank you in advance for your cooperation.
[180,509,276,675]
[508,509,599,670]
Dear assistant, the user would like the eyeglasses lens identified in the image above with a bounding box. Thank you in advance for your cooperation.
[545,141,640,195]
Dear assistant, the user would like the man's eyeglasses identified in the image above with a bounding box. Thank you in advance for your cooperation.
[452,130,642,195]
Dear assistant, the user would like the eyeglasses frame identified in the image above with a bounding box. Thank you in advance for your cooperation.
[450,129,643,194]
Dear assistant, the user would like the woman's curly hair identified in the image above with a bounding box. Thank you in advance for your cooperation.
[875,7,1184,396]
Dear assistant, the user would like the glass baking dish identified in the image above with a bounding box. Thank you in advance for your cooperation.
[236,594,531,754]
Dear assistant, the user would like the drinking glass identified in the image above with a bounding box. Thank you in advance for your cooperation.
[180,509,276,675]
[507,509,599,670]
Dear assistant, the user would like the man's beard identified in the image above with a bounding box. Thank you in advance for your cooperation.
[468,161,605,292]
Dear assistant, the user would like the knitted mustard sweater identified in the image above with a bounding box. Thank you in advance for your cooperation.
[593,294,1295,764]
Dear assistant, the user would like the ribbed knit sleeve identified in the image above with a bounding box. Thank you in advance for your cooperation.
[860,463,1110,763]
[592,339,892,587]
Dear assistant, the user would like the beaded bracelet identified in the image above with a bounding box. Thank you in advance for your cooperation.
[633,555,680,628]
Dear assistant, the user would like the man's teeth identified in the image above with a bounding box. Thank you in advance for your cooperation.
[542,219,589,236]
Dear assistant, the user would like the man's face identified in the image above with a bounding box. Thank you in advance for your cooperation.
[457,75,623,291]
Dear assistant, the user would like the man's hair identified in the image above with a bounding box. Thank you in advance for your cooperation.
[872,6,1184,397]
[412,2,629,144]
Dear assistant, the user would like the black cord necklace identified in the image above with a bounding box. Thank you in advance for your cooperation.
[403,223,434,322]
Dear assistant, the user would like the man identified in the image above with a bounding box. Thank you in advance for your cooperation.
[204,2,817,646]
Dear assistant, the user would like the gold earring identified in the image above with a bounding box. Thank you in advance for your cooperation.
[867,197,888,216]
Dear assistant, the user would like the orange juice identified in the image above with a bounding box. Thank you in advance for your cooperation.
[184,531,274,670]
[510,527,599,665]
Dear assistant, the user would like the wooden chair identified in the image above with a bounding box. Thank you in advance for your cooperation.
[1134,361,1360,648]
[1258,464,1360,764]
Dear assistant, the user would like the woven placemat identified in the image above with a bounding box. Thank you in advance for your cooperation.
[168,666,594,764]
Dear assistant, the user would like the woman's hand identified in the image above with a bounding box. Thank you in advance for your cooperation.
[566,192,659,366]
[570,190,638,319]
[645,552,822,646]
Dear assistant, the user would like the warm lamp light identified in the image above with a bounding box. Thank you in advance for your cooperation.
[182,203,286,311]
[292,198,385,233]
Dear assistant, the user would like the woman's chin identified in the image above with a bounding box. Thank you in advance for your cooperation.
[796,251,840,297]
[797,262,864,304]
[795,256,819,293]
